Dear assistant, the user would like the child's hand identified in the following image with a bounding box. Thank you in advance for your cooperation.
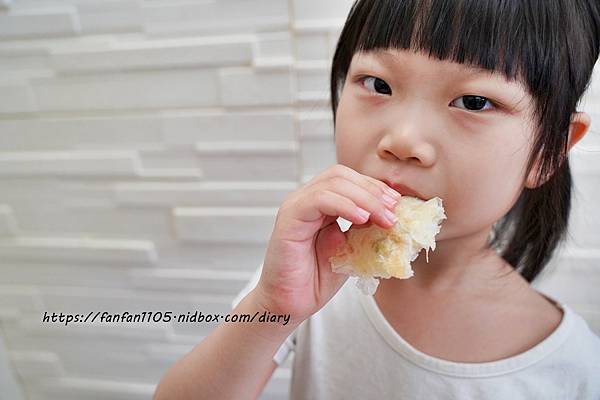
[253,164,401,325]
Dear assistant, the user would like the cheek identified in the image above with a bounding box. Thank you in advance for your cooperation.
[442,139,529,234]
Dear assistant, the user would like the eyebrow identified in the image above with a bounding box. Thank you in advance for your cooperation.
[367,50,495,77]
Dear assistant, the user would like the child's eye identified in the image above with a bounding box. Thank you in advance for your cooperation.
[359,76,392,96]
[358,76,497,113]
[450,95,495,112]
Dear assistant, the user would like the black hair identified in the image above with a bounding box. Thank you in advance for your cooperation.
[330,0,600,283]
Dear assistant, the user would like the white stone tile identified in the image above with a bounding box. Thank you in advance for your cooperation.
[328,28,344,57]
[535,269,600,305]
[568,175,600,247]
[301,136,336,178]
[0,115,163,151]
[295,32,330,61]
[162,111,295,144]
[0,177,110,208]
[143,0,289,36]
[32,69,219,111]
[28,377,154,400]
[195,141,298,181]
[0,51,49,71]
[573,305,600,336]
[219,67,293,106]
[571,147,600,174]
[76,0,142,34]
[173,206,278,243]
[130,268,252,296]
[295,90,330,107]
[0,33,114,56]
[253,57,294,71]
[296,61,330,92]
[195,140,297,155]
[539,247,600,277]
[9,314,170,342]
[0,307,21,323]
[39,285,223,317]
[137,168,203,180]
[0,8,80,39]
[7,203,173,240]
[0,237,157,264]
[114,181,296,207]
[0,150,142,177]
[0,262,132,288]
[149,241,267,272]
[198,155,297,181]
[0,84,36,114]
[292,0,354,22]
[138,146,201,171]
[0,285,43,312]
[10,351,64,378]
[51,36,253,73]
[6,333,172,387]
[297,110,334,138]
[297,110,336,175]
[0,204,18,236]
[255,31,292,59]
[293,18,345,34]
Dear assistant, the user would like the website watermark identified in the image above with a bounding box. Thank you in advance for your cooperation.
[41,310,291,326]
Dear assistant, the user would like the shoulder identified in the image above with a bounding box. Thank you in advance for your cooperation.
[530,290,600,360]
[547,304,600,390]
[564,307,600,360]
[521,299,600,394]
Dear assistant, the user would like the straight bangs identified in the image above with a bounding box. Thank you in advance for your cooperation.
[354,0,526,79]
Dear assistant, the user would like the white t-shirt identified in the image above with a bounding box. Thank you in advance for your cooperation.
[231,264,600,399]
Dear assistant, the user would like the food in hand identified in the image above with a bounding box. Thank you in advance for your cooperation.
[328,196,447,295]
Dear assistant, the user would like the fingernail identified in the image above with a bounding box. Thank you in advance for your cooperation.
[384,208,398,224]
[382,193,398,208]
[385,187,402,199]
[356,207,371,221]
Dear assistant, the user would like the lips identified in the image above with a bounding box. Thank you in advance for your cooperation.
[382,179,426,200]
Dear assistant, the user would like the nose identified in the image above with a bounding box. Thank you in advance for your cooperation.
[376,105,436,166]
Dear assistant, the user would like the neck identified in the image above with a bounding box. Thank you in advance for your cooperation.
[379,225,521,297]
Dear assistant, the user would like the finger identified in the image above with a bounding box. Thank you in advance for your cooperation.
[298,189,372,227]
[311,178,397,229]
[305,164,400,206]
[314,222,350,296]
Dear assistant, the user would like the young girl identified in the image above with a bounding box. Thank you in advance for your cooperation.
[154,0,600,398]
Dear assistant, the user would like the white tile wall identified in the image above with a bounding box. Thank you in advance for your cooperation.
[0,7,80,39]
[32,69,220,111]
[0,1,597,399]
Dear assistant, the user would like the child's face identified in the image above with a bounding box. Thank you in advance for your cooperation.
[335,49,536,240]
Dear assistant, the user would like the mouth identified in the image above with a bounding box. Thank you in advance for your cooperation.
[382,179,426,201]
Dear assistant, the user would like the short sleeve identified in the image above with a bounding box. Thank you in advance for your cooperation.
[231,262,297,366]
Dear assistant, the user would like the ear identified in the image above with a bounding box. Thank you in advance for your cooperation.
[566,111,591,151]
[525,112,592,189]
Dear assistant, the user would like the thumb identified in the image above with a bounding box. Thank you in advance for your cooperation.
[315,218,350,295]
